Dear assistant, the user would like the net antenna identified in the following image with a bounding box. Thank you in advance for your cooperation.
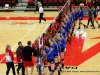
[68,0,71,13]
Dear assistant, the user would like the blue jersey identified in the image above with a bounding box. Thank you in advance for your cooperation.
[93,9,98,16]
[78,10,84,19]
[57,38,66,49]
[59,29,67,38]
[72,12,76,21]
[65,20,72,33]
[45,48,50,54]
[74,11,79,20]
[56,43,61,53]
[51,43,58,55]
[45,48,54,60]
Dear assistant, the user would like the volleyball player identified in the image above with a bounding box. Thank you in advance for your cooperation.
[78,6,86,29]
[53,38,62,75]
[5,44,16,75]
[49,38,58,66]
[71,9,78,27]
[65,17,72,44]
[32,39,39,71]
[53,19,61,32]
[44,43,55,75]
[16,41,25,75]
[63,18,67,25]
[54,37,62,72]
[59,26,67,41]
[49,39,58,74]
[61,22,65,27]
[71,9,78,36]
[38,3,46,24]
[55,33,66,69]
[49,23,56,38]
[92,6,100,28]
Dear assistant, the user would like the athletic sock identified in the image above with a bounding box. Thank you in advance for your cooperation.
[58,70,61,75]
[60,68,62,72]
[62,63,64,69]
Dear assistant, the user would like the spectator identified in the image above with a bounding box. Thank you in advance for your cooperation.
[16,41,25,75]
[5,44,16,75]
[27,0,33,8]
[4,4,10,12]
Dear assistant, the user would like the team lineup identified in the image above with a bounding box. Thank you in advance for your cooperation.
[4,1,100,75]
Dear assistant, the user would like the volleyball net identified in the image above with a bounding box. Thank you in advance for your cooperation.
[36,0,70,75]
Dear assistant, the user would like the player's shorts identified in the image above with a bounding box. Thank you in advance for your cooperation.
[61,48,65,52]
[94,15,97,18]
[24,61,34,67]
[54,54,58,58]
[47,59,54,64]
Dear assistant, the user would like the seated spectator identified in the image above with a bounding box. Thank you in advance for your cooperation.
[27,0,33,8]
[4,4,10,12]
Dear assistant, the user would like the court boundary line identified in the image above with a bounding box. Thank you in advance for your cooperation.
[0,24,36,63]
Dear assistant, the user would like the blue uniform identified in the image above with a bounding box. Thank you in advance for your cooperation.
[45,48,50,54]
[78,10,84,20]
[74,11,79,20]
[57,38,66,49]
[65,20,72,33]
[44,48,54,60]
[72,12,76,21]
[51,43,58,55]
[56,43,61,53]
[59,29,67,38]
[93,9,98,16]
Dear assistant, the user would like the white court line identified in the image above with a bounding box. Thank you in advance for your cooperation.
[84,42,90,49]
[0,25,36,63]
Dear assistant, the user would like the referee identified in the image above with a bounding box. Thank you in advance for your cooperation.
[86,6,95,29]
[38,3,46,24]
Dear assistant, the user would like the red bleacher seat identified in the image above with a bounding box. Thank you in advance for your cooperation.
[98,0,100,2]
[11,0,16,7]
[7,0,11,3]
[52,0,59,7]
[2,0,6,3]
[44,0,47,3]
[59,0,63,3]
[80,0,86,2]
[70,0,73,2]
[54,0,57,3]
[64,0,68,3]
[48,0,52,3]
[48,0,53,6]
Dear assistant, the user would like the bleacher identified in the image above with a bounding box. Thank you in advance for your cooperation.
[0,0,16,8]
[0,0,100,11]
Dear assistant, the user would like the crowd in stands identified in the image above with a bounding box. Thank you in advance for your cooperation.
[1,0,100,9]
